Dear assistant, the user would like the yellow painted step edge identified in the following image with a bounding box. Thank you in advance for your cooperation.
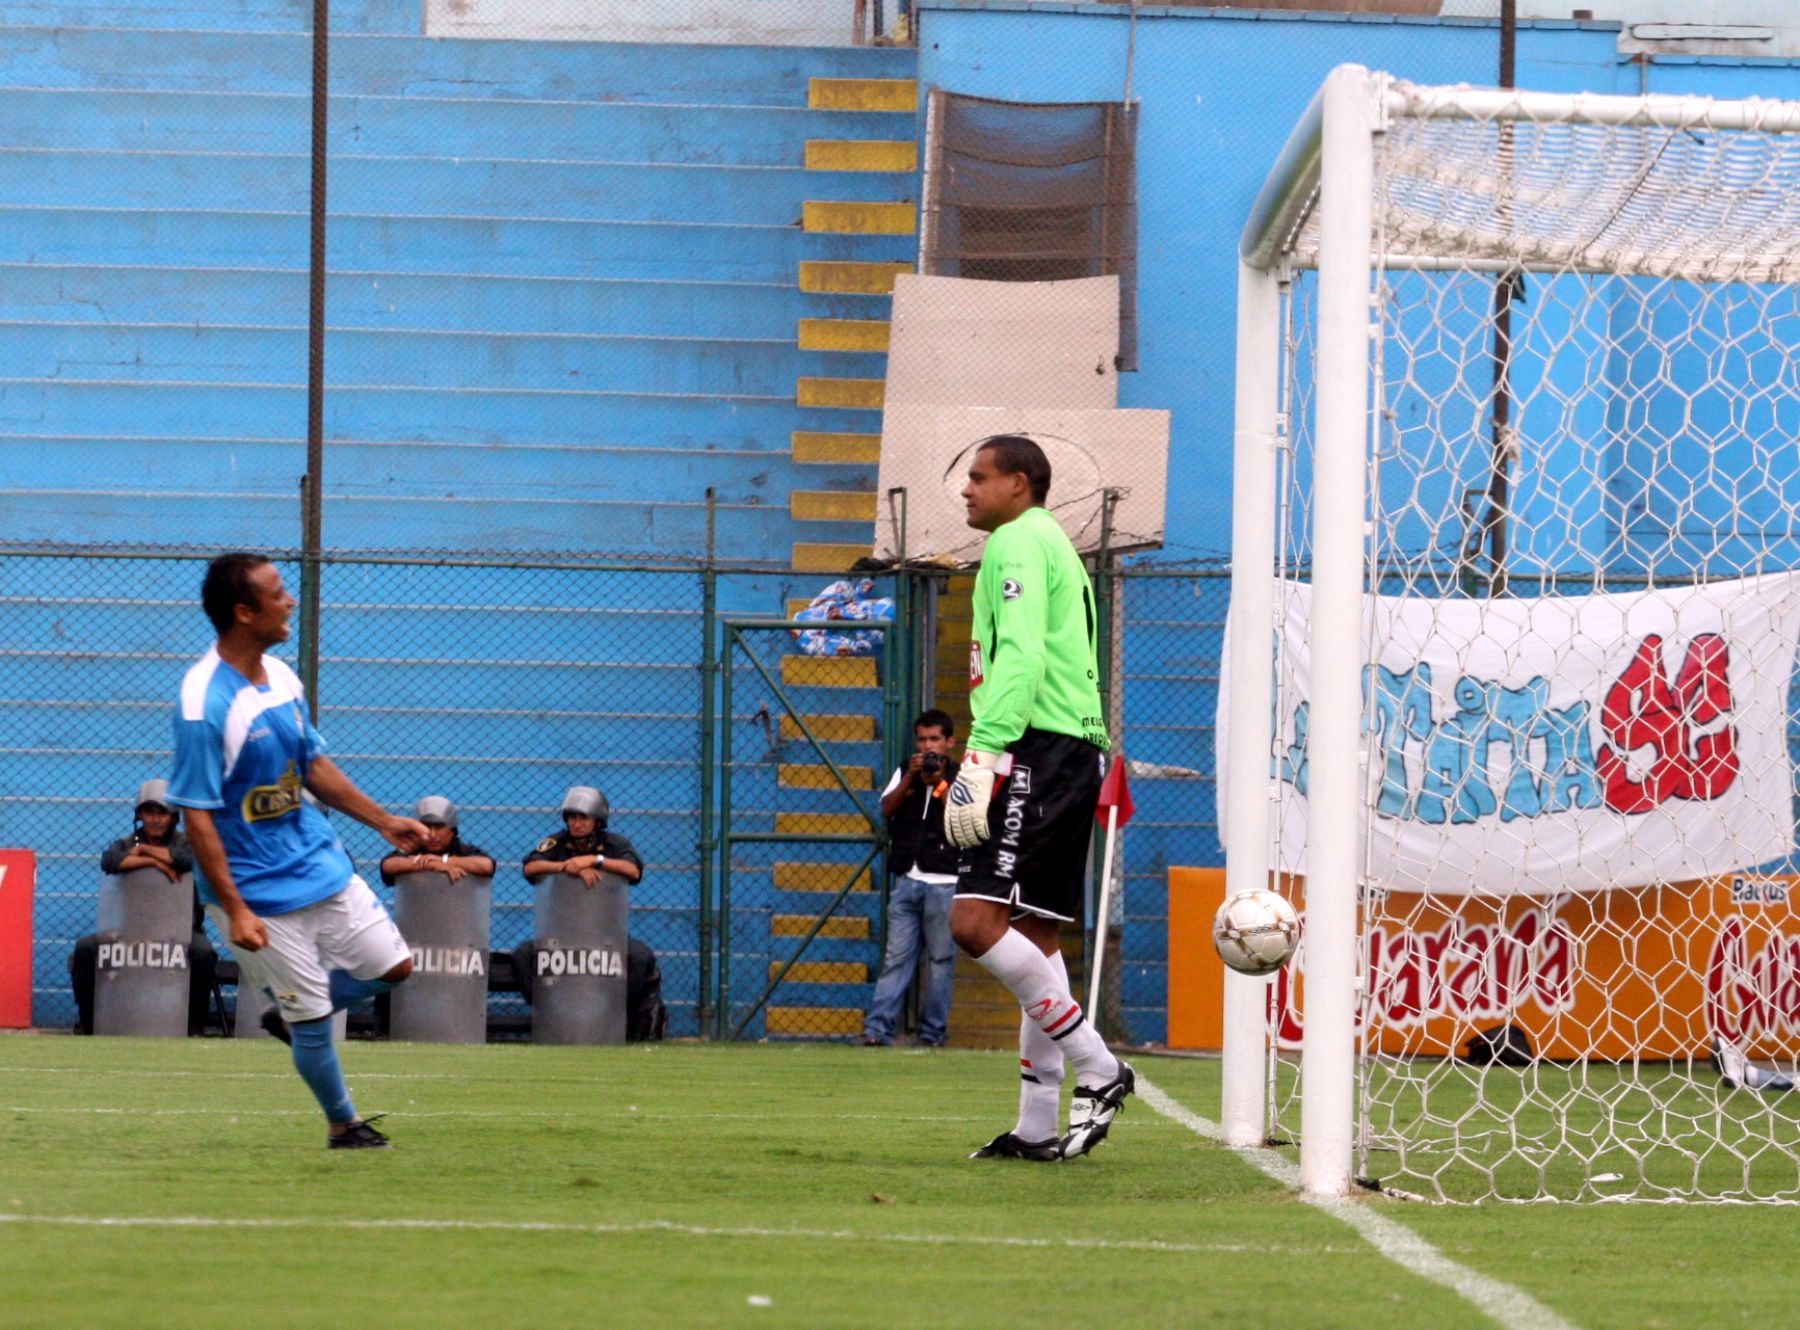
[768,1007,865,1036]
[774,862,876,893]
[799,261,912,295]
[769,960,868,983]
[778,762,873,791]
[780,712,877,742]
[803,200,916,235]
[774,913,870,938]
[797,377,884,410]
[791,489,879,523]
[775,812,873,837]
[807,77,919,113]
[805,139,918,173]
[780,654,878,687]
[792,541,876,573]
[799,318,891,353]
[792,431,881,465]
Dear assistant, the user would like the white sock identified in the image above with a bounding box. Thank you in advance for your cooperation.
[1014,1010,1063,1142]
[973,928,1119,1089]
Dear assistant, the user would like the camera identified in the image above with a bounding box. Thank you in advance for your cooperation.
[921,752,945,779]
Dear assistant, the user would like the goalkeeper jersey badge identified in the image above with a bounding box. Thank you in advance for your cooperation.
[969,640,984,688]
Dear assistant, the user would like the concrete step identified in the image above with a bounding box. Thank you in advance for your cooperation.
[776,762,873,791]
[0,435,869,504]
[0,265,893,339]
[773,861,874,893]
[0,208,917,285]
[0,151,914,225]
[766,1006,861,1037]
[0,27,917,104]
[0,87,917,166]
[0,322,886,399]
[779,712,876,742]
[0,487,874,559]
[0,0,411,33]
[0,380,881,450]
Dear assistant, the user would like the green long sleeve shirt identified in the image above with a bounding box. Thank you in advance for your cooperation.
[966,506,1110,754]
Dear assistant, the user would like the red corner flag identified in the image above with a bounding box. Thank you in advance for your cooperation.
[1095,756,1135,830]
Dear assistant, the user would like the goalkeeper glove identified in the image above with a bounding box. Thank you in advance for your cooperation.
[946,750,1001,849]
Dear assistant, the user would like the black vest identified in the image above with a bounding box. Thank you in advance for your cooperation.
[886,760,960,877]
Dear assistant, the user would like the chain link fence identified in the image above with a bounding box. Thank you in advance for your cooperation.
[3,544,1226,1046]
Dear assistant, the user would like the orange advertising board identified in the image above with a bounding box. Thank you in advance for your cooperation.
[1168,865,1800,1061]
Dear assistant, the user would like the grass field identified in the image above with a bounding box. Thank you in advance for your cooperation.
[0,1034,1794,1330]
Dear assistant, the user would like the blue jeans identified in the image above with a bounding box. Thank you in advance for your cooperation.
[862,873,956,1045]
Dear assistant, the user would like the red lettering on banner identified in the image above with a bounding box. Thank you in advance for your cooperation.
[1595,633,1738,813]
[1705,918,1800,1044]
[1271,910,1579,1044]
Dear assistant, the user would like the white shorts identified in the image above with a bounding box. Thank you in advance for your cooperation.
[208,875,411,1024]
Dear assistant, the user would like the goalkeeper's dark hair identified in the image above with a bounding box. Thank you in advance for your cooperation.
[914,708,956,738]
[202,552,273,634]
[975,434,1051,505]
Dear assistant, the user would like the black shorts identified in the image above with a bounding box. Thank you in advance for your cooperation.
[956,727,1106,921]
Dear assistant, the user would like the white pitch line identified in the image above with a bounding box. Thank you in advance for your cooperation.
[0,1105,991,1123]
[0,1211,1349,1258]
[1137,1075,1580,1330]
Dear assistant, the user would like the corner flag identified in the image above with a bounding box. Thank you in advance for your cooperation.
[1096,756,1135,829]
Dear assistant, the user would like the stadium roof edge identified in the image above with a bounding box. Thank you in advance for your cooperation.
[908,1,1624,32]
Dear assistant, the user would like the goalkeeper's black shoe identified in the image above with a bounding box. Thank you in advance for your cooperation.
[1060,1060,1135,1160]
[259,1009,292,1045]
[969,1131,1061,1162]
[329,1115,392,1150]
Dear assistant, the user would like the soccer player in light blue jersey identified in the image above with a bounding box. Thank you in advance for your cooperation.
[169,553,430,1149]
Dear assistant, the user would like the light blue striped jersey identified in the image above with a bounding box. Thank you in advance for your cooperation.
[167,648,353,916]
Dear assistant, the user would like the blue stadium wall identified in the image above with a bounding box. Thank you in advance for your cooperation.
[0,0,921,1030]
[914,2,1800,1043]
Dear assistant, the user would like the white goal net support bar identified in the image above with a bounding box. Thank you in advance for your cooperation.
[1227,66,1800,1203]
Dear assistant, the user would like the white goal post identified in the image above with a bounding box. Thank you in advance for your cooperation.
[1228,66,1800,1203]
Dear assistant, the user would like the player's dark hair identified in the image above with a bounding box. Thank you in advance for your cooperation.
[202,552,272,634]
[975,434,1051,505]
[914,708,956,738]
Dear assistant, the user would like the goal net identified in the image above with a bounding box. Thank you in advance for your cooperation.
[1227,67,1800,1203]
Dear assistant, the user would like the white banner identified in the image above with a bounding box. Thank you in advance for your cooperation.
[1218,574,1800,895]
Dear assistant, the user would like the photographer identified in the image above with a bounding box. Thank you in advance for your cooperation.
[861,710,960,1047]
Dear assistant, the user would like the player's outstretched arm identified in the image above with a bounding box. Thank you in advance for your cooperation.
[183,807,268,952]
[304,755,429,852]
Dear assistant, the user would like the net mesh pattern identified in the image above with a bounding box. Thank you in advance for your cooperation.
[1285,88,1800,283]
[1263,85,1800,1203]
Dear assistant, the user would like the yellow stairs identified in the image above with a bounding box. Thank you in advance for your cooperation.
[790,75,919,574]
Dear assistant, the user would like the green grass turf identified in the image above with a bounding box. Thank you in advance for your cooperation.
[1271,1054,1800,1204]
[0,1034,1791,1330]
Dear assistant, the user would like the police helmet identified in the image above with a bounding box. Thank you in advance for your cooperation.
[135,779,173,815]
[415,795,459,829]
[560,785,609,826]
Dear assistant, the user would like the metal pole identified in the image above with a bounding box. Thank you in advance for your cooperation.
[717,622,735,1041]
[1221,262,1282,1147]
[697,489,718,1037]
[1299,63,1378,1200]
[299,0,329,718]
[1484,0,1520,597]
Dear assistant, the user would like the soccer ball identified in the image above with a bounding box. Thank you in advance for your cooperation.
[1211,890,1300,977]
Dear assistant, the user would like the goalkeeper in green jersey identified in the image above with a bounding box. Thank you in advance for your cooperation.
[945,435,1133,1162]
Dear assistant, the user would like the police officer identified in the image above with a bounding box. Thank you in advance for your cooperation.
[521,786,644,888]
[378,796,496,886]
[513,786,663,1037]
[71,779,219,1035]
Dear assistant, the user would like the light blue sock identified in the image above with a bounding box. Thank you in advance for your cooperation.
[328,970,398,1012]
[289,1018,356,1125]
